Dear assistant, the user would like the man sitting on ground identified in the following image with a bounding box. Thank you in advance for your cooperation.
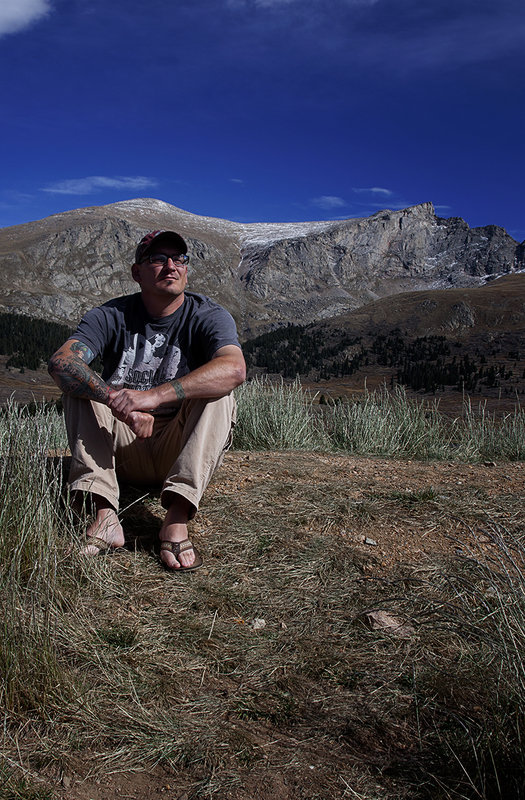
[49,230,246,571]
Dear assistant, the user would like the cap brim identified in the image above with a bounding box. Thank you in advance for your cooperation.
[135,230,188,263]
[148,231,188,253]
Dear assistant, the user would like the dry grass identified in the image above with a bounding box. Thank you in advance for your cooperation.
[0,392,524,800]
[234,378,525,461]
[1,424,524,800]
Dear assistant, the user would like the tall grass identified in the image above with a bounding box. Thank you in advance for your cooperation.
[454,397,525,461]
[234,376,327,450]
[234,377,525,461]
[3,381,523,462]
[0,403,79,737]
[325,384,452,459]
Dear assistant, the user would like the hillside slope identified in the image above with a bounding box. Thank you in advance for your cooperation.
[244,274,525,403]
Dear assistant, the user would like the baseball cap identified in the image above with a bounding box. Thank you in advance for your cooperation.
[135,230,188,263]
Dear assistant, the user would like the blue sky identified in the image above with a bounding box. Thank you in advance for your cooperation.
[1,0,524,238]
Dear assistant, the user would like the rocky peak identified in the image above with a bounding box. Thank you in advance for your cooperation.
[0,200,521,338]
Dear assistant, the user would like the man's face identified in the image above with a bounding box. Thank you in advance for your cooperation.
[132,246,188,300]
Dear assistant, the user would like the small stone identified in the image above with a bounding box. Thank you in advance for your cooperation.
[364,610,415,638]
[364,537,378,546]
[251,618,266,631]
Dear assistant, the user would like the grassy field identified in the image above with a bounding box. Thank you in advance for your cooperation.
[0,383,524,800]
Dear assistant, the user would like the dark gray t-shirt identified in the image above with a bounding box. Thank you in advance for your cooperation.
[70,291,241,402]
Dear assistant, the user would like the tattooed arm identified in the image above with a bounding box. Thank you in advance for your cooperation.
[108,344,246,418]
[48,339,111,403]
[48,339,154,438]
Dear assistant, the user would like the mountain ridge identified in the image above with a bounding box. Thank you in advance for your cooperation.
[0,199,522,338]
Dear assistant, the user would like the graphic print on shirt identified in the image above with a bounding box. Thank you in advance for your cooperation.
[107,332,188,390]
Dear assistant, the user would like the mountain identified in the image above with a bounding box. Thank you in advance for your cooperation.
[243,274,525,403]
[0,199,522,338]
[319,273,525,340]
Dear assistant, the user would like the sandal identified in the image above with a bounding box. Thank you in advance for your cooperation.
[160,539,203,571]
[81,536,125,555]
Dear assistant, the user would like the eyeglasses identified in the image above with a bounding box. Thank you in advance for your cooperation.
[143,253,190,266]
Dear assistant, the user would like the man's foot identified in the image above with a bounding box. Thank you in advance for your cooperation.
[160,539,203,571]
[82,507,125,555]
[159,499,201,570]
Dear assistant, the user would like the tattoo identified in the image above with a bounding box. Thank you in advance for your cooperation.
[70,341,95,363]
[49,355,110,403]
[171,379,186,400]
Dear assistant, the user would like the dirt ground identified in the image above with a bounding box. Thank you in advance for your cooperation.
[0,356,61,405]
[36,449,525,800]
[218,451,525,571]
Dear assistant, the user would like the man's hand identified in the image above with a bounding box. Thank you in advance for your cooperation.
[107,344,246,419]
[127,410,155,439]
[48,341,155,439]
[108,387,160,417]
[108,389,155,438]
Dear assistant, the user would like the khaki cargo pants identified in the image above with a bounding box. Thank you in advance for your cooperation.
[63,394,236,516]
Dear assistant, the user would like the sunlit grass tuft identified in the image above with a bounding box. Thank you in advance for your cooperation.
[234,376,327,450]
[234,379,525,461]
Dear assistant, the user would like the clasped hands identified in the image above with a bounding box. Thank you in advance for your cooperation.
[107,387,162,439]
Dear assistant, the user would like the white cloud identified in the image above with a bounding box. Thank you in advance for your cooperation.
[254,0,296,6]
[227,0,378,8]
[226,0,295,7]
[353,186,393,196]
[230,178,245,184]
[0,0,51,37]
[311,195,346,210]
[41,175,158,195]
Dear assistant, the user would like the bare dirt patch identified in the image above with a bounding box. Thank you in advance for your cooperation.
[11,451,525,800]
[215,451,524,570]
[0,355,61,405]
